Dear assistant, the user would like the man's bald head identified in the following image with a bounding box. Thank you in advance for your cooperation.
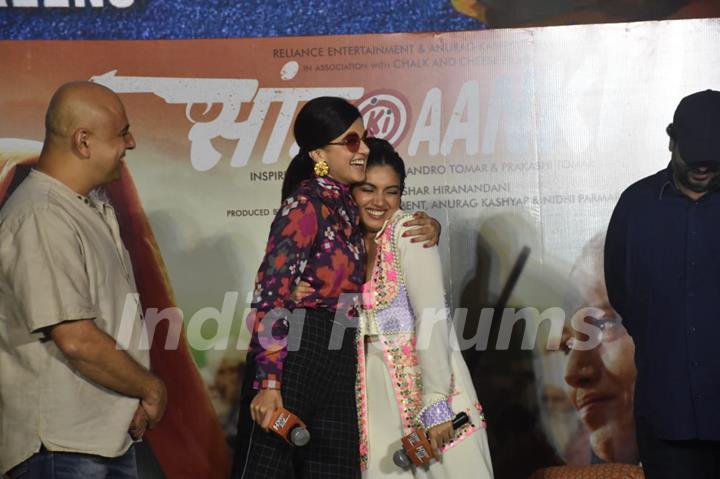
[44,81,125,143]
[38,81,135,192]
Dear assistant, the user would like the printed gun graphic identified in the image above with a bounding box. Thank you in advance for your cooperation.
[90,70,259,171]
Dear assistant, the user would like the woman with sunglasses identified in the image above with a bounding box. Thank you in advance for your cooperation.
[232,97,440,478]
[294,138,494,478]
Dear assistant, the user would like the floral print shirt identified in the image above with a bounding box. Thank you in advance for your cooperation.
[247,176,366,389]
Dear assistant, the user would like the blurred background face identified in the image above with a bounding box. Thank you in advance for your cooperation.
[563,246,638,463]
[352,164,403,234]
[206,353,244,425]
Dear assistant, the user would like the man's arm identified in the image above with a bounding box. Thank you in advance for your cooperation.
[3,207,167,427]
[50,319,166,428]
[604,194,628,322]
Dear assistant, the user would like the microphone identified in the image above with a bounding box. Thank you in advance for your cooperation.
[392,412,470,468]
[268,407,310,446]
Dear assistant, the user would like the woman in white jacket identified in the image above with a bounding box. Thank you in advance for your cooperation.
[295,138,494,478]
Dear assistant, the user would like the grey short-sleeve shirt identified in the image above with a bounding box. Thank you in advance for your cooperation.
[0,170,150,474]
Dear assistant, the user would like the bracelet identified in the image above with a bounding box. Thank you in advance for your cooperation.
[418,399,453,430]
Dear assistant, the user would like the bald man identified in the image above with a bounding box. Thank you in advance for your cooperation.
[0,82,166,479]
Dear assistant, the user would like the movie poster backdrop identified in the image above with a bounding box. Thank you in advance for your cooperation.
[2,19,718,477]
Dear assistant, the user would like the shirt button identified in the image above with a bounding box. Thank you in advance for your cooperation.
[688,291,695,297]
[689,326,696,333]
[691,360,699,367]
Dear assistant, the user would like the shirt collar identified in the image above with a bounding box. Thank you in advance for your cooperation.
[658,163,675,200]
[315,175,351,195]
[373,209,404,241]
[658,162,720,202]
[313,175,360,228]
[30,169,91,204]
[30,169,106,210]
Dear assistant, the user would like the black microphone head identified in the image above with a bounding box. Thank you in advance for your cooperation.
[452,411,470,430]
[393,449,412,468]
[290,427,310,447]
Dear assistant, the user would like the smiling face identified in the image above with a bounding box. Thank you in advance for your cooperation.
[89,100,136,184]
[352,164,403,234]
[43,82,136,189]
[311,117,368,185]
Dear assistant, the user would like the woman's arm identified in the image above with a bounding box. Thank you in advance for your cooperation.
[395,217,454,426]
[247,194,320,429]
[247,194,319,391]
[402,211,442,247]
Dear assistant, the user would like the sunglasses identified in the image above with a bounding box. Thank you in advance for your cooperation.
[326,131,368,153]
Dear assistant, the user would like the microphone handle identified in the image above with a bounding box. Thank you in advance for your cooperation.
[392,412,473,468]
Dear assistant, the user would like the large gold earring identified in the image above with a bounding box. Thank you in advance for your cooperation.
[314,160,329,177]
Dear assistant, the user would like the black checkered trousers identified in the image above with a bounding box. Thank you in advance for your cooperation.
[232,308,359,478]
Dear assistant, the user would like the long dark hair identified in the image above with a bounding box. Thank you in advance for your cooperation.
[281,97,361,201]
[363,137,407,194]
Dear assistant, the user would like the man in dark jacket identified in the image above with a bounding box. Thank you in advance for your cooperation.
[605,89,720,478]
